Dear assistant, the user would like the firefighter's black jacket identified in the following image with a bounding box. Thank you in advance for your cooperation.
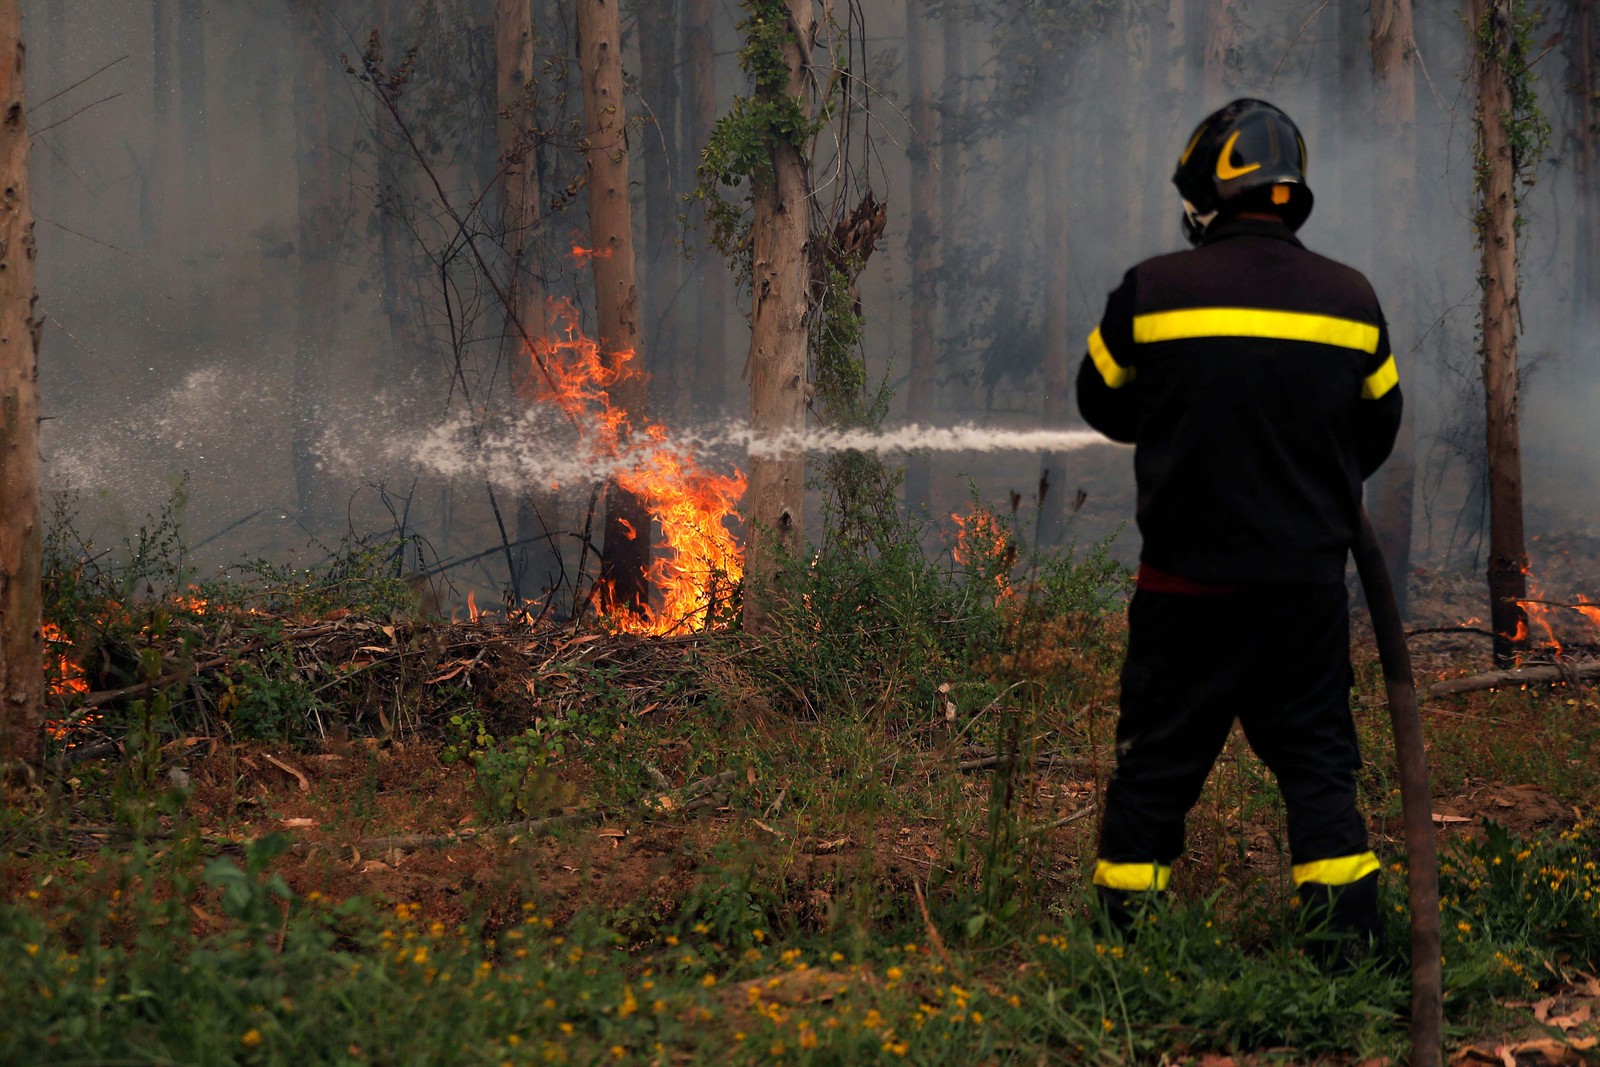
[1076,217,1403,584]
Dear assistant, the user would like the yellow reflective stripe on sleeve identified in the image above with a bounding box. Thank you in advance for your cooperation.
[1132,308,1382,354]
[1291,851,1381,887]
[1088,327,1136,389]
[1362,354,1399,400]
[1093,860,1172,892]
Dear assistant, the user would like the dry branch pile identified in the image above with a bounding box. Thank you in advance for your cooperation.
[50,610,747,755]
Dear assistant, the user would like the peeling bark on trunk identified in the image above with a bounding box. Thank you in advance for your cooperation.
[1471,0,1529,668]
[903,0,937,520]
[638,0,683,412]
[496,0,564,609]
[937,2,969,438]
[1200,0,1234,103]
[1160,0,1188,247]
[1366,0,1418,617]
[289,1,338,528]
[684,0,727,413]
[374,0,426,392]
[1036,119,1073,548]
[741,0,811,633]
[0,0,41,771]
[1570,0,1600,326]
[177,0,211,281]
[578,0,651,617]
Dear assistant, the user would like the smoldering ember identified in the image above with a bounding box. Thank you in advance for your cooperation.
[3,2,1600,1064]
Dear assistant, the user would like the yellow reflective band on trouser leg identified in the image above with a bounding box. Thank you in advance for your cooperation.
[1093,860,1172,892]
[1362,354,1399,399]
[1291,851,1381,887]
[1087,327,1136,388]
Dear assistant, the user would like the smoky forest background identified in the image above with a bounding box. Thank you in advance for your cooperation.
[25,0,1600,626]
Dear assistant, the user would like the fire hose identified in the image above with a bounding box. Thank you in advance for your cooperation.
[1352,508,1442,1067]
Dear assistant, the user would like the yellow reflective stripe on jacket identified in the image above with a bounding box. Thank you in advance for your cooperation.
[1088,326,1136,388]
[1093,860,1171,892]
[1291,851,1380,887]
[1362,354,1399,400]
[1132,307,1382,355]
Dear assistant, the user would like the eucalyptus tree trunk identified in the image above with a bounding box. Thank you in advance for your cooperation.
[1035,121,1073,548]
[374,0,426,391]
[578,0,651,617]
[742,0,811,633]
[938,2,970,408]
[637,0,683,410]
[496,0,564,608]
[0,0,42,771]
[177,0,211,310]
[1159,0,1188,247]
[289,0,339,527]
[150,1,175,256]
[1570,0,1600,327]
[1367,0,1418,617]
[1470,0,1528,668]
[1199,0,1234,103]
[684,0,727,413]
[903,0,937,520]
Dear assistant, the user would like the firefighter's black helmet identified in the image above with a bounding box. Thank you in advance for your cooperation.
[1172,98,1313,245]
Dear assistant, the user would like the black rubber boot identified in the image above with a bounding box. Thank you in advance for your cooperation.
[1096,886,1165,940]
[1298,871,1381,971]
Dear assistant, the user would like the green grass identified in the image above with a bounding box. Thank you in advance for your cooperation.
[6,818,1600,1065]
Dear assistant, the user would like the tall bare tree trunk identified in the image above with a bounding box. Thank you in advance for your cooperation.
[684,0,727,413]
[0,0,42,771]
[374,0,425,391]
[1367,0,1418,617]
[289,1,338,527]
[150,2,176,267]
[903,0,937,520]
[638,0,683,411]
[1570,0,1600,327]
[1159,0,1188,248]
[177,0,211,322]
[1036,115,1074,548]
[742,0,811,633]
[496,0,564,608]
[578,0,651,616]
[937,1,969,428]
[1199,0,1234,103]
[1471,0,1529,667]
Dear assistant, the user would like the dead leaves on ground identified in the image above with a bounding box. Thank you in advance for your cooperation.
[1453,975,1600,1065]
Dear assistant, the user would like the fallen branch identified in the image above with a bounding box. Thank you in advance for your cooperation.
[955,752,1092,773]
[1022,803,1098,839]
[345,768,743,854]
[1424,659,1600,699]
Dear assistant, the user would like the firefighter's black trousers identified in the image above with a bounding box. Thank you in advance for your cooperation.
[1095,583,1373,893]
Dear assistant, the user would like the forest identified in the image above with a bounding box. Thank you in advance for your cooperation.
[2,0,1600,1063]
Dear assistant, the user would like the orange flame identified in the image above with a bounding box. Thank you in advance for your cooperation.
[1575,595,1600,632]
[529,298,745,635]
[42,621,100,743]
[1513,565,1566,658]
[42,622,89,698]
[570,244,613,262]
[951,508,1015,603]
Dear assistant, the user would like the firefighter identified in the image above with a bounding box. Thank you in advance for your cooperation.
[1076,99,1403,961]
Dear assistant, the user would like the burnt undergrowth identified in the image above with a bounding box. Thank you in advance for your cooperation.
[11,494,1600,1063]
